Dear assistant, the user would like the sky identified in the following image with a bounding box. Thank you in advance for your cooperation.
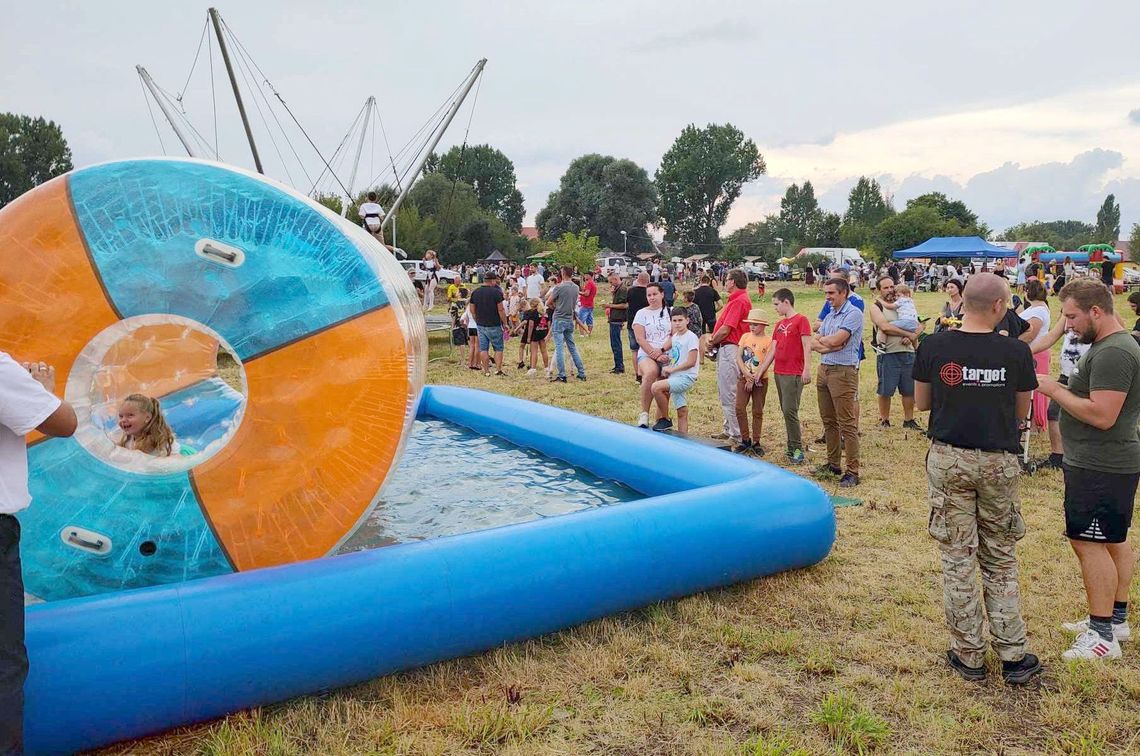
[5,0,1140,239]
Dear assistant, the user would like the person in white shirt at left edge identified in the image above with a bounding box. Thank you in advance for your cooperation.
[0,352,77,755]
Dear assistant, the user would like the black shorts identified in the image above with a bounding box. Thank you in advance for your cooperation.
[1047,375,1068,422]
[1063,465,1138,543]
[700,316,715,335]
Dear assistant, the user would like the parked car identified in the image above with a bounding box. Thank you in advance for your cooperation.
[742,262,778,281]
[596,255,634,278]
[400,260,460,283]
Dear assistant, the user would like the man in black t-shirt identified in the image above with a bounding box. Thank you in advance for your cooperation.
[913,272,1042,685]
[626,271,650,379]
[467,272,508,375]
[692,276,721,336]
[606,273,629,374]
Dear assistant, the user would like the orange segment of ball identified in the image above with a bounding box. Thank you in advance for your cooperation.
[190,306,409,570]
[0,176,120,442]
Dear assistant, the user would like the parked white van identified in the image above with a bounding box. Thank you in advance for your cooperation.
[596,255,633,277]
[797,247,866,268]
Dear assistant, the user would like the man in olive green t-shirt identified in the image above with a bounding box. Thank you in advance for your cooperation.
[1038,279,1140,662]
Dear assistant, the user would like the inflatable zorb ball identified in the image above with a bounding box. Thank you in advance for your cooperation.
[0,158,426,602]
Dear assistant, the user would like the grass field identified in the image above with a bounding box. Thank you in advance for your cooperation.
[110,281,1140,755]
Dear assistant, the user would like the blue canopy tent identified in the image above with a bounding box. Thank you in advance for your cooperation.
[892,236,1015,260]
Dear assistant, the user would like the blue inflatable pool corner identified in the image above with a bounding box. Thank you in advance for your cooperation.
[24,385,835,754]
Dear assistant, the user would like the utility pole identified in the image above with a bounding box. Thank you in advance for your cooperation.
[136,66,200,158]
[381,58,487,230]
[209,7,264,173]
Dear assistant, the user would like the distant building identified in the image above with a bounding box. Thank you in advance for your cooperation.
[520,226,539,240]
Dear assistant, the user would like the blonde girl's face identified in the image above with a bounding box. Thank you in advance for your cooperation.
[118,401,151,436]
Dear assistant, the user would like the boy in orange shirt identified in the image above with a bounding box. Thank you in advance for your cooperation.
[734,308,773,454]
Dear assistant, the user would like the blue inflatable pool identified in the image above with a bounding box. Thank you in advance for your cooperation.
[24,385,835,754]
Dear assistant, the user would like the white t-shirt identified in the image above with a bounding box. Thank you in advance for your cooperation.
[667,330,700,379]
[633,306,672,359]
[894,296,918,321]
[0,352,62,514]
[1059,331,1091,378]
[1019,303,1051,334]
[525,273,543,299]
[359,201,385,230]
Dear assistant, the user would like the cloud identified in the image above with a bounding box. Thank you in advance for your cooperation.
[634,19,756,52]
[1130,108,1140,125]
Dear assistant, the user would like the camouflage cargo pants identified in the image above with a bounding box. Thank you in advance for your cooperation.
[926,442,1028,667]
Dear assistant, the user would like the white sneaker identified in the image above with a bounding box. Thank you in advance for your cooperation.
[527,368,536,376]
[637,412,650,428]
[1061,629,1122,661]
[1062,617,1131,642]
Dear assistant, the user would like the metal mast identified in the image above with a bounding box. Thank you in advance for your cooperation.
[136,66,199,158]
[208,7,264,173]
[342,96,375,217]
[381,58,486,230]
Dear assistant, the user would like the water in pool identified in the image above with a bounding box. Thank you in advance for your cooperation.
[339,419,640,551]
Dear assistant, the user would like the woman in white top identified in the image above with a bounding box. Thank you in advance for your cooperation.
[422,250,440,310]
[1030,312,1092,467]
[632,283,672,428]
[1019,278,1051,430]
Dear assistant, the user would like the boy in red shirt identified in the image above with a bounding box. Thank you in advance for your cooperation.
[757,287,812,463]
[577,275,598,336]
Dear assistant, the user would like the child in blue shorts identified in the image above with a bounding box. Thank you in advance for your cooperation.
[650,307,700,433]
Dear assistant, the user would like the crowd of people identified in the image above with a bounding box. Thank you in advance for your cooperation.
[436,257,1140,680]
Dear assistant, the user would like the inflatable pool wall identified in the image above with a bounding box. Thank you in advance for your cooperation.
[0,159,426,602]
[24,386,835,754]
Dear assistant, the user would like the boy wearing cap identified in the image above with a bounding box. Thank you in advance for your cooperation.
[734,308,774,454]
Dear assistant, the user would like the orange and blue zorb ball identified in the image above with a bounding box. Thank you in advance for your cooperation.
[0,158,426,602]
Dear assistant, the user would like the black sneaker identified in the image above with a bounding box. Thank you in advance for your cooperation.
[813,463,842,478]
[750,445,766,457]
[556,376,568,383]
[732,440,753,453]
[609,367,625,374]
[838,472,860,488]
[1001,653,1042,685]
[878,419,891,428]
[946,650,986,682]
[577,375,587,381]
[517,361,525,369]
[652,418,673,432]
[902,419,924,432]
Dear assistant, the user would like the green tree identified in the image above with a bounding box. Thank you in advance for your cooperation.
[839,220,874,253]
[808,211,843,247]
[550,230,600,275]
[537,154,658,253]
[313,192,343,215]
[721,216,785,264]
[656,123,765,250]
[389,205,440,257]
[407,173,481,230]
[0,113,73,208]
[905,192,987,236]
[779,182,820,243]
[844,177,894,226]
[1130,222,1140,258]
[871,205,967,259]
[437,144,525,230]
[999,219,1097,249]
[1095,193,1121,241]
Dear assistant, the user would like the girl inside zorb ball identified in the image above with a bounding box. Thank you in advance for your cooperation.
[0,158,425,602]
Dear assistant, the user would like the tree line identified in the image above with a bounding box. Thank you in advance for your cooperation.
[3,111,1139,265]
